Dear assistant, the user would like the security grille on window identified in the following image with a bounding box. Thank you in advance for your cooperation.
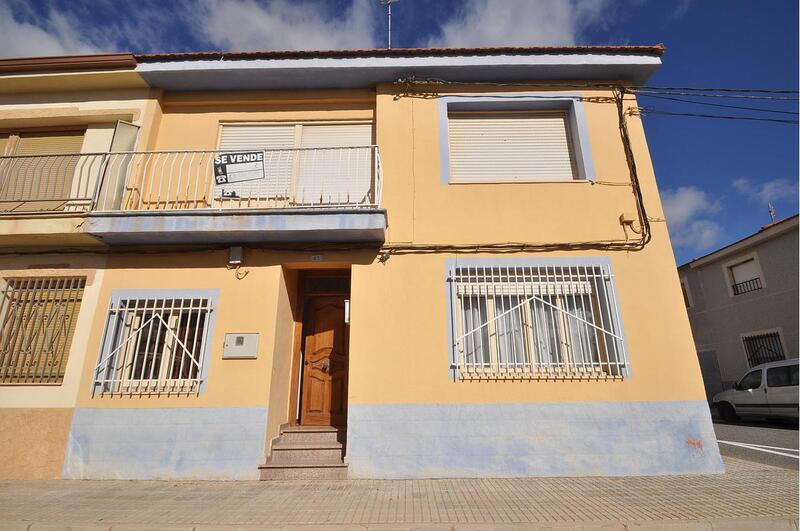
[449,264,628,379]
[0,276,85,384]
[447,112,578,182]
[742,332,785,367]
[93,296,212,396]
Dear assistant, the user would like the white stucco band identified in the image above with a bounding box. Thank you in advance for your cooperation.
[346,400,724,479]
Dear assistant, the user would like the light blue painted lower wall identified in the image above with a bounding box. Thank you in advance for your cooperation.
[63,407,268,480]
[346,401,723,478]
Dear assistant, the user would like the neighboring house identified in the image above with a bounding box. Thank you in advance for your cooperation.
[679,215,799,399]
[0,45,723,481]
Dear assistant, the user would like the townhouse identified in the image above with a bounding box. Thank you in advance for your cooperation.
[679,215,799,398]
[0,46,723,480]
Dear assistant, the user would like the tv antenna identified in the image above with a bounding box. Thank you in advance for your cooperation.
[380,0,400,49]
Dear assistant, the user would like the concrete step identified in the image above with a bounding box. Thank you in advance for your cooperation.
[278,426,344,445]
[259,461,348,480]
[269,442,343,464]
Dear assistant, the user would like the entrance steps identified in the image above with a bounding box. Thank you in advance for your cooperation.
[259,425,348,480]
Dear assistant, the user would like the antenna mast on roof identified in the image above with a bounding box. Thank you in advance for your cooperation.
[379,0,400,49]
[768,202,777,223]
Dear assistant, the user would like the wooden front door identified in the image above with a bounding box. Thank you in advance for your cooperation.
[300,296,349,427]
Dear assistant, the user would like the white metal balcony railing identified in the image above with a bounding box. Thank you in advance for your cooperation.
[0,146,383,214]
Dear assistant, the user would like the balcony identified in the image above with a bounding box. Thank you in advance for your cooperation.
[0,146,386,245]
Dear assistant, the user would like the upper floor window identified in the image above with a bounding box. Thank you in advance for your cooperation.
[448,261,628,380]
[217,122,375,206]
[93,291,216,396]
[0,276,86,384]
[728,257,762,295]
[438,94,596,184]
[0,130,85,212]
[447,111,578,182]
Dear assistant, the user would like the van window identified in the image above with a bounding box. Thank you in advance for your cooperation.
[768,365,799,387]
[738,369,762,390]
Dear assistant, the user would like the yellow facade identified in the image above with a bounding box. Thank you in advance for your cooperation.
[0,48,721,479]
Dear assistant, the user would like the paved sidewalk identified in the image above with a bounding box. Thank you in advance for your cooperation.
[0,457,797,530]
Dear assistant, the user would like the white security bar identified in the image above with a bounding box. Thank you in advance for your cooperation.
[449,264,629,380]
[93,296,212,396]
[0,146,383,213]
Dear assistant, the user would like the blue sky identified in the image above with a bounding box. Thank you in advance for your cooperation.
[1,0,797,263]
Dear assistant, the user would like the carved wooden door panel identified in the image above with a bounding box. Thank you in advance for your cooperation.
[300,296,348,427]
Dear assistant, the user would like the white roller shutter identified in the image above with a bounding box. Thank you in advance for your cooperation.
[296,123,374,205]
[219,124,296,199]
[730,259,760,284]
[447,112,578,182]
[218,123,374,205]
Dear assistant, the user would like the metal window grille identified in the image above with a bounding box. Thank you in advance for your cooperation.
[743,332,785,367]
[449,264,628,380]
[93,296,212,396]
[732,277,762,295]
[0,277,85,384]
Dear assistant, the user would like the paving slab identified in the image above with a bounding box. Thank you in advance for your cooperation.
[0,457,796,530]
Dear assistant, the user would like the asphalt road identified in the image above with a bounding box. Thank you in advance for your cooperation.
[713,415,799,470]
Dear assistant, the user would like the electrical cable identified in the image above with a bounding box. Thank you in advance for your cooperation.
[634,107,799,125]
[635,93,799,115]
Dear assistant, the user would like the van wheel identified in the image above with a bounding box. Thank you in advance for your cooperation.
[718,402,738,422]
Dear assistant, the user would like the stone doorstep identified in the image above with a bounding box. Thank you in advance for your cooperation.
[3,517,799,530]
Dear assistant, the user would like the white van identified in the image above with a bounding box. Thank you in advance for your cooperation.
[712,358,798,421]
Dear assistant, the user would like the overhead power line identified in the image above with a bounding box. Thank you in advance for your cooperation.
[636,93,800,115]
[634,107,799,125]
[637,86,799,94]
[632,89,799,101]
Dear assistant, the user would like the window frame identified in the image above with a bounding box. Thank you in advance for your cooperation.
[721,252,765,298]
[445,257,630,380]
[0,275,86,385]
[93,289,219,397]
[437,93,597,184]
[740,327,787,368]
[680,276,693,309]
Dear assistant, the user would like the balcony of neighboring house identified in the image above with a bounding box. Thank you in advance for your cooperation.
[0,125,386,245]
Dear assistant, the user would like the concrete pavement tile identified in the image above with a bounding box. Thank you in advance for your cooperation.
[625,522,712,531]
[711,519,798,531]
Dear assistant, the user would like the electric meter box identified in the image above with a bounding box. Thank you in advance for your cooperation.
[222,333,259,359]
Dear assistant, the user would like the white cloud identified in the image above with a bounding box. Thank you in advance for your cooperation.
[426,0,613,48]
[661,186,724,251]
[732,177,799,206]
[670,0,693,19]
[0,2,110,58]
[189,0,379,51]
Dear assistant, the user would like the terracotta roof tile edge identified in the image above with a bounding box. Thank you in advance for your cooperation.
[0,53,137,74]
[135,44,665,62]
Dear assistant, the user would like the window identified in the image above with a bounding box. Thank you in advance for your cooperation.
[767,365,798,388]
[0,130,85,211]
[742,331,785,367]
[0,277,86,384]
[447,112,578,182]
[93,294,214,396]
[449,263,628,379]
[680,277,693,308]
[737,369,762,390]
[217,123,374,206]
[729,258,762,295]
